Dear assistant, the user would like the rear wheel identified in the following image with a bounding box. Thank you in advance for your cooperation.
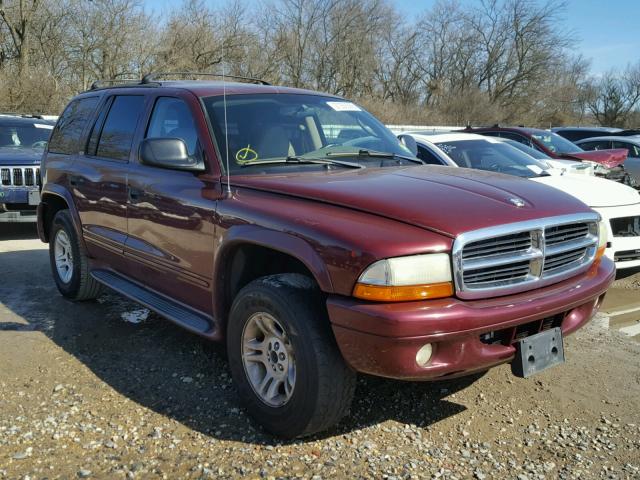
[49,210,103,301]
[227,274,356,438]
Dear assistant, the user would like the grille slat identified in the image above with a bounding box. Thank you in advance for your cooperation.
[0,166,41,188]
[462,231,531,259]
[455,216,599,298]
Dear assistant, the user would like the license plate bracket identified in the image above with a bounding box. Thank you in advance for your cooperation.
[511,327,564,378]
[28,190,40,206]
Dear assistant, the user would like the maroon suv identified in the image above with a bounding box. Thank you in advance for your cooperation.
[38,76,614,437]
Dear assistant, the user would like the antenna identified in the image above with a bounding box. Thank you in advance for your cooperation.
[222,39,231,198]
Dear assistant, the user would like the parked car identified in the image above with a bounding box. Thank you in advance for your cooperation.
[575,136,640,186]
[461,125,633,186]
[0,115,55,222]
[38,75,614,438]
[498,137,596,176]
[553,126,640,142]
[406,132,640,270]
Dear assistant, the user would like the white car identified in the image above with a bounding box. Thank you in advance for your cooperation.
[406,132,640,270]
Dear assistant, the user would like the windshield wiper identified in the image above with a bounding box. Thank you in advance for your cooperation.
[326,149,424,164]
[239,156,363,169]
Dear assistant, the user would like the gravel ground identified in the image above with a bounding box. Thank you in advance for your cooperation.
[1,226,640,479]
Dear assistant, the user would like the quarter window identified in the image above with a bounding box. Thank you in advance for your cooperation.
[48,96,99,155]
[96,95,145,161]
[146,97,198,155]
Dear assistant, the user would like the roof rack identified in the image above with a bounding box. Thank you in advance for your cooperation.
[141,72,271,86]
[89,79,146,90]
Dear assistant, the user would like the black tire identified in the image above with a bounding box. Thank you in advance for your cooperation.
[49,209,103,301]
[227,274,356,438]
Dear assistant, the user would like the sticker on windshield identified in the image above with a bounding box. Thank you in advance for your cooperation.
[235,145,258,164]
[327,101,361,112]
[526,164,544,175]
[34,124,53,129]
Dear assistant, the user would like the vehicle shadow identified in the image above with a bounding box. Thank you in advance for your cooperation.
[0,248,478,445]
[0,223,39,241]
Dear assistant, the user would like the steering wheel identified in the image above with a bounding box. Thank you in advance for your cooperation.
[31,141,48,148]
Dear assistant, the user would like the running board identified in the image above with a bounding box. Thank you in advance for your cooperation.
[91,269,215,337]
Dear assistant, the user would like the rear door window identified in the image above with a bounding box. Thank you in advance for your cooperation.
[48,96,99,155]
[96,95,145,161]
[498,131,533,147]
[580,140,611,151]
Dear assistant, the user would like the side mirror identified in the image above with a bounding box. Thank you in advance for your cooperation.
[398,134,418,156]
[139,138,205,172]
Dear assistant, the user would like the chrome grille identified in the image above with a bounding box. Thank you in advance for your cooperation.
[453,213,600,300]
[545,223,590,245]
[0,166,41,187]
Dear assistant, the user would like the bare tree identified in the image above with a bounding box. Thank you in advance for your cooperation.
[0,0,40,75]
[588,62,640,127]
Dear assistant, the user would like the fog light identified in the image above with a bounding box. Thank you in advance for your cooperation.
[416,343,433,367]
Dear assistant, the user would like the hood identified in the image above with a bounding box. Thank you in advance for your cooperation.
[231,166,593,238]
[560,149,627,169]
[0,147,43,166]
[532,174,640,208]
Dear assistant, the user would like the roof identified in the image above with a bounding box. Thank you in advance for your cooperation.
[0,114,56,126]
[466,125,551,136]
[82,80,338,99]
[552,126,622,133]
[410,132,495,144]
[576,135,640,144]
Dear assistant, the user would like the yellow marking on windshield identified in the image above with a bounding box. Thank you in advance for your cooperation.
[236,145,258,164]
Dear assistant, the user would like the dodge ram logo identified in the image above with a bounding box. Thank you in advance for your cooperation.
[509,197,525,208]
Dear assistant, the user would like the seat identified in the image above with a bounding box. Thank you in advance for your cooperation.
[254,126,293,159]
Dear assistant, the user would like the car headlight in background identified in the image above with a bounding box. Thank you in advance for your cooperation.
[352,253,453,302]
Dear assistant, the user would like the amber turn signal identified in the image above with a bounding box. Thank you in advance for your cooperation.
[595,245,606,261]
[353,282,454,302]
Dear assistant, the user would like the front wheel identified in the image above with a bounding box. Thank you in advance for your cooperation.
[227,274,356,438]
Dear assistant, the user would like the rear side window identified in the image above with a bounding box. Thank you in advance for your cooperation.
[612,141,640,157]
[48,96,99,155]
[96,95,145,161]
[580,140,611,151]
[417,145,445,165]
[498,131,532,146]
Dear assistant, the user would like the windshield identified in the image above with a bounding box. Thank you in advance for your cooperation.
[434,139,550,178]
[202,94,412,172]
[0,124,53,150]
[531,131,583,154]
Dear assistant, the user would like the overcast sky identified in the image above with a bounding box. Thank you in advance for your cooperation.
[143,0,640,75]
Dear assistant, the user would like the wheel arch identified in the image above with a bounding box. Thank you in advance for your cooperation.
[213,225,334,330]
[38,186,84,249]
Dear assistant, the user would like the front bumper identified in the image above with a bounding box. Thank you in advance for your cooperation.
[328,257,615,380]
[594,204,640,269]
[0,186,40,223]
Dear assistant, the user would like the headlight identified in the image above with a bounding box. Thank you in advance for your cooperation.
[353,253,453,302]
[596,219,607,260]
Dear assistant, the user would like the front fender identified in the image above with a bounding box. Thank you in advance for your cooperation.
[212,224,334,320]
[214,224,334,291]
